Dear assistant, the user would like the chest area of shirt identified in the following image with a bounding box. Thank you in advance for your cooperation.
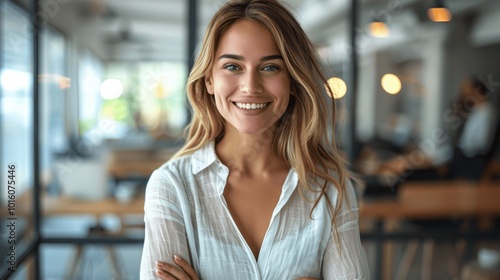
[193,189,328,280]
[222,172,287,259]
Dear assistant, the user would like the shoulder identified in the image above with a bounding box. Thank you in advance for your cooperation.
[307,169,359,215]
[145,154,196,196]
[326,174,359,211]
[328,174,361,228]
[320,169,358,204]
[466,103,496,126]
[158,154,195,178]
[473,102,495,116]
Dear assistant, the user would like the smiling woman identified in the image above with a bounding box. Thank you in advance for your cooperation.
[140,0,369,279]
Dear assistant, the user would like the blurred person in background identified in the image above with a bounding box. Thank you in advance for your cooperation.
[364,76,498,185]
[447,77,498,180]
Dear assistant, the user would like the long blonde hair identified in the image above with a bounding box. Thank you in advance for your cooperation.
[174,0,351,224]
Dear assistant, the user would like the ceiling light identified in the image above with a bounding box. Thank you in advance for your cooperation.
[381,74,401,95]
[326,77,347,99]
[428,0,452,22]
[369,20,390,38]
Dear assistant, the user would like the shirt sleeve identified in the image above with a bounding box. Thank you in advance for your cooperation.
[322,181,370,280]
[140,169,191,279]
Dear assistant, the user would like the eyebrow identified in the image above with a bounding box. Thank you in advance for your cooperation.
[218,54,283,62]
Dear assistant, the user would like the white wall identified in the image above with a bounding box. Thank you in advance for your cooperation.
[356,54,377,142]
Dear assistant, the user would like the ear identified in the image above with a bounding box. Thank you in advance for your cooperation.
[205,74,214,95]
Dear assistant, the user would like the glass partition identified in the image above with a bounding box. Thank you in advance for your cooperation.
[0,1,35,276]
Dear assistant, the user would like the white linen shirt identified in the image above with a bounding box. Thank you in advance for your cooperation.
[140,142,369,279]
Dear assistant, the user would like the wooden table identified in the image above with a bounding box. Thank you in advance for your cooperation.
[107,148,177,181]
[360,181,500,219]
[360,180,500,280]
[42,194,145,218]
[2,189,144,219]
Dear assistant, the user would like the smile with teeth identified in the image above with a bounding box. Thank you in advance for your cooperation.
[234,102,270,110]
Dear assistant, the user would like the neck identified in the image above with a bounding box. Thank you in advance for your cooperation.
[215,125,288,177]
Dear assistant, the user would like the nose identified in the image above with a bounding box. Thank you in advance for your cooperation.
[240,70,263,94]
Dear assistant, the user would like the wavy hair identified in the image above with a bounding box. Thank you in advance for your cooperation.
[174,0,352,229]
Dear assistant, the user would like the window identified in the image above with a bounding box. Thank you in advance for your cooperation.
[0,0,33,197]
[0,1,35,274]
[100,62,188,140]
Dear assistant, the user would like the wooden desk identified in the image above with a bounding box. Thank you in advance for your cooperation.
[360,181,500,219]
[42,194,145,218]
[360,181,500,280]
[107,148,176,180]
[3,189,144,219]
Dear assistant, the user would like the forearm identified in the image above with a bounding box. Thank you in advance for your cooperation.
[140,170,192,279]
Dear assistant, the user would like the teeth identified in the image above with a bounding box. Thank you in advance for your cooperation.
[235,102,269,110]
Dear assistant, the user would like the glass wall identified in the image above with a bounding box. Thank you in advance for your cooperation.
[0,2,35,277]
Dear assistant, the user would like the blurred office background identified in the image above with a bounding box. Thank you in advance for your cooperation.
[1,0,499,279]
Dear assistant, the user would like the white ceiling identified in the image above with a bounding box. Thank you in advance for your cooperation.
[45,0,500,63]
[46,0,307,62]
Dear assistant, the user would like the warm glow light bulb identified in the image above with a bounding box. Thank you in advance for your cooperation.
[369,22,390,38]
[381,74,401,95]
[100,79,124,100]
[326,77,347,99]
[428,7,452,22]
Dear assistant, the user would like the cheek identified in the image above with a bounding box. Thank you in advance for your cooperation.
[273,80,291,108]
[277,95,290,117]
[213,76,236,97]
[212,78,235,112]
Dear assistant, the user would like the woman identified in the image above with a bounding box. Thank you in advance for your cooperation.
[140,0,369,279]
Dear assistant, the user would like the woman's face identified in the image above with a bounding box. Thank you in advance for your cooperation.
[205,19,291,135]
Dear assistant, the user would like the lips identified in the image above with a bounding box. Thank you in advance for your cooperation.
[233,102,270,110]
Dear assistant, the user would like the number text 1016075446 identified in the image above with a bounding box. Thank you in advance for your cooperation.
[6,164,17,272]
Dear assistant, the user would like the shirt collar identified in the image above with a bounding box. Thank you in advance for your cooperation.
[191,141,218,174]
[191,141,299,198]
